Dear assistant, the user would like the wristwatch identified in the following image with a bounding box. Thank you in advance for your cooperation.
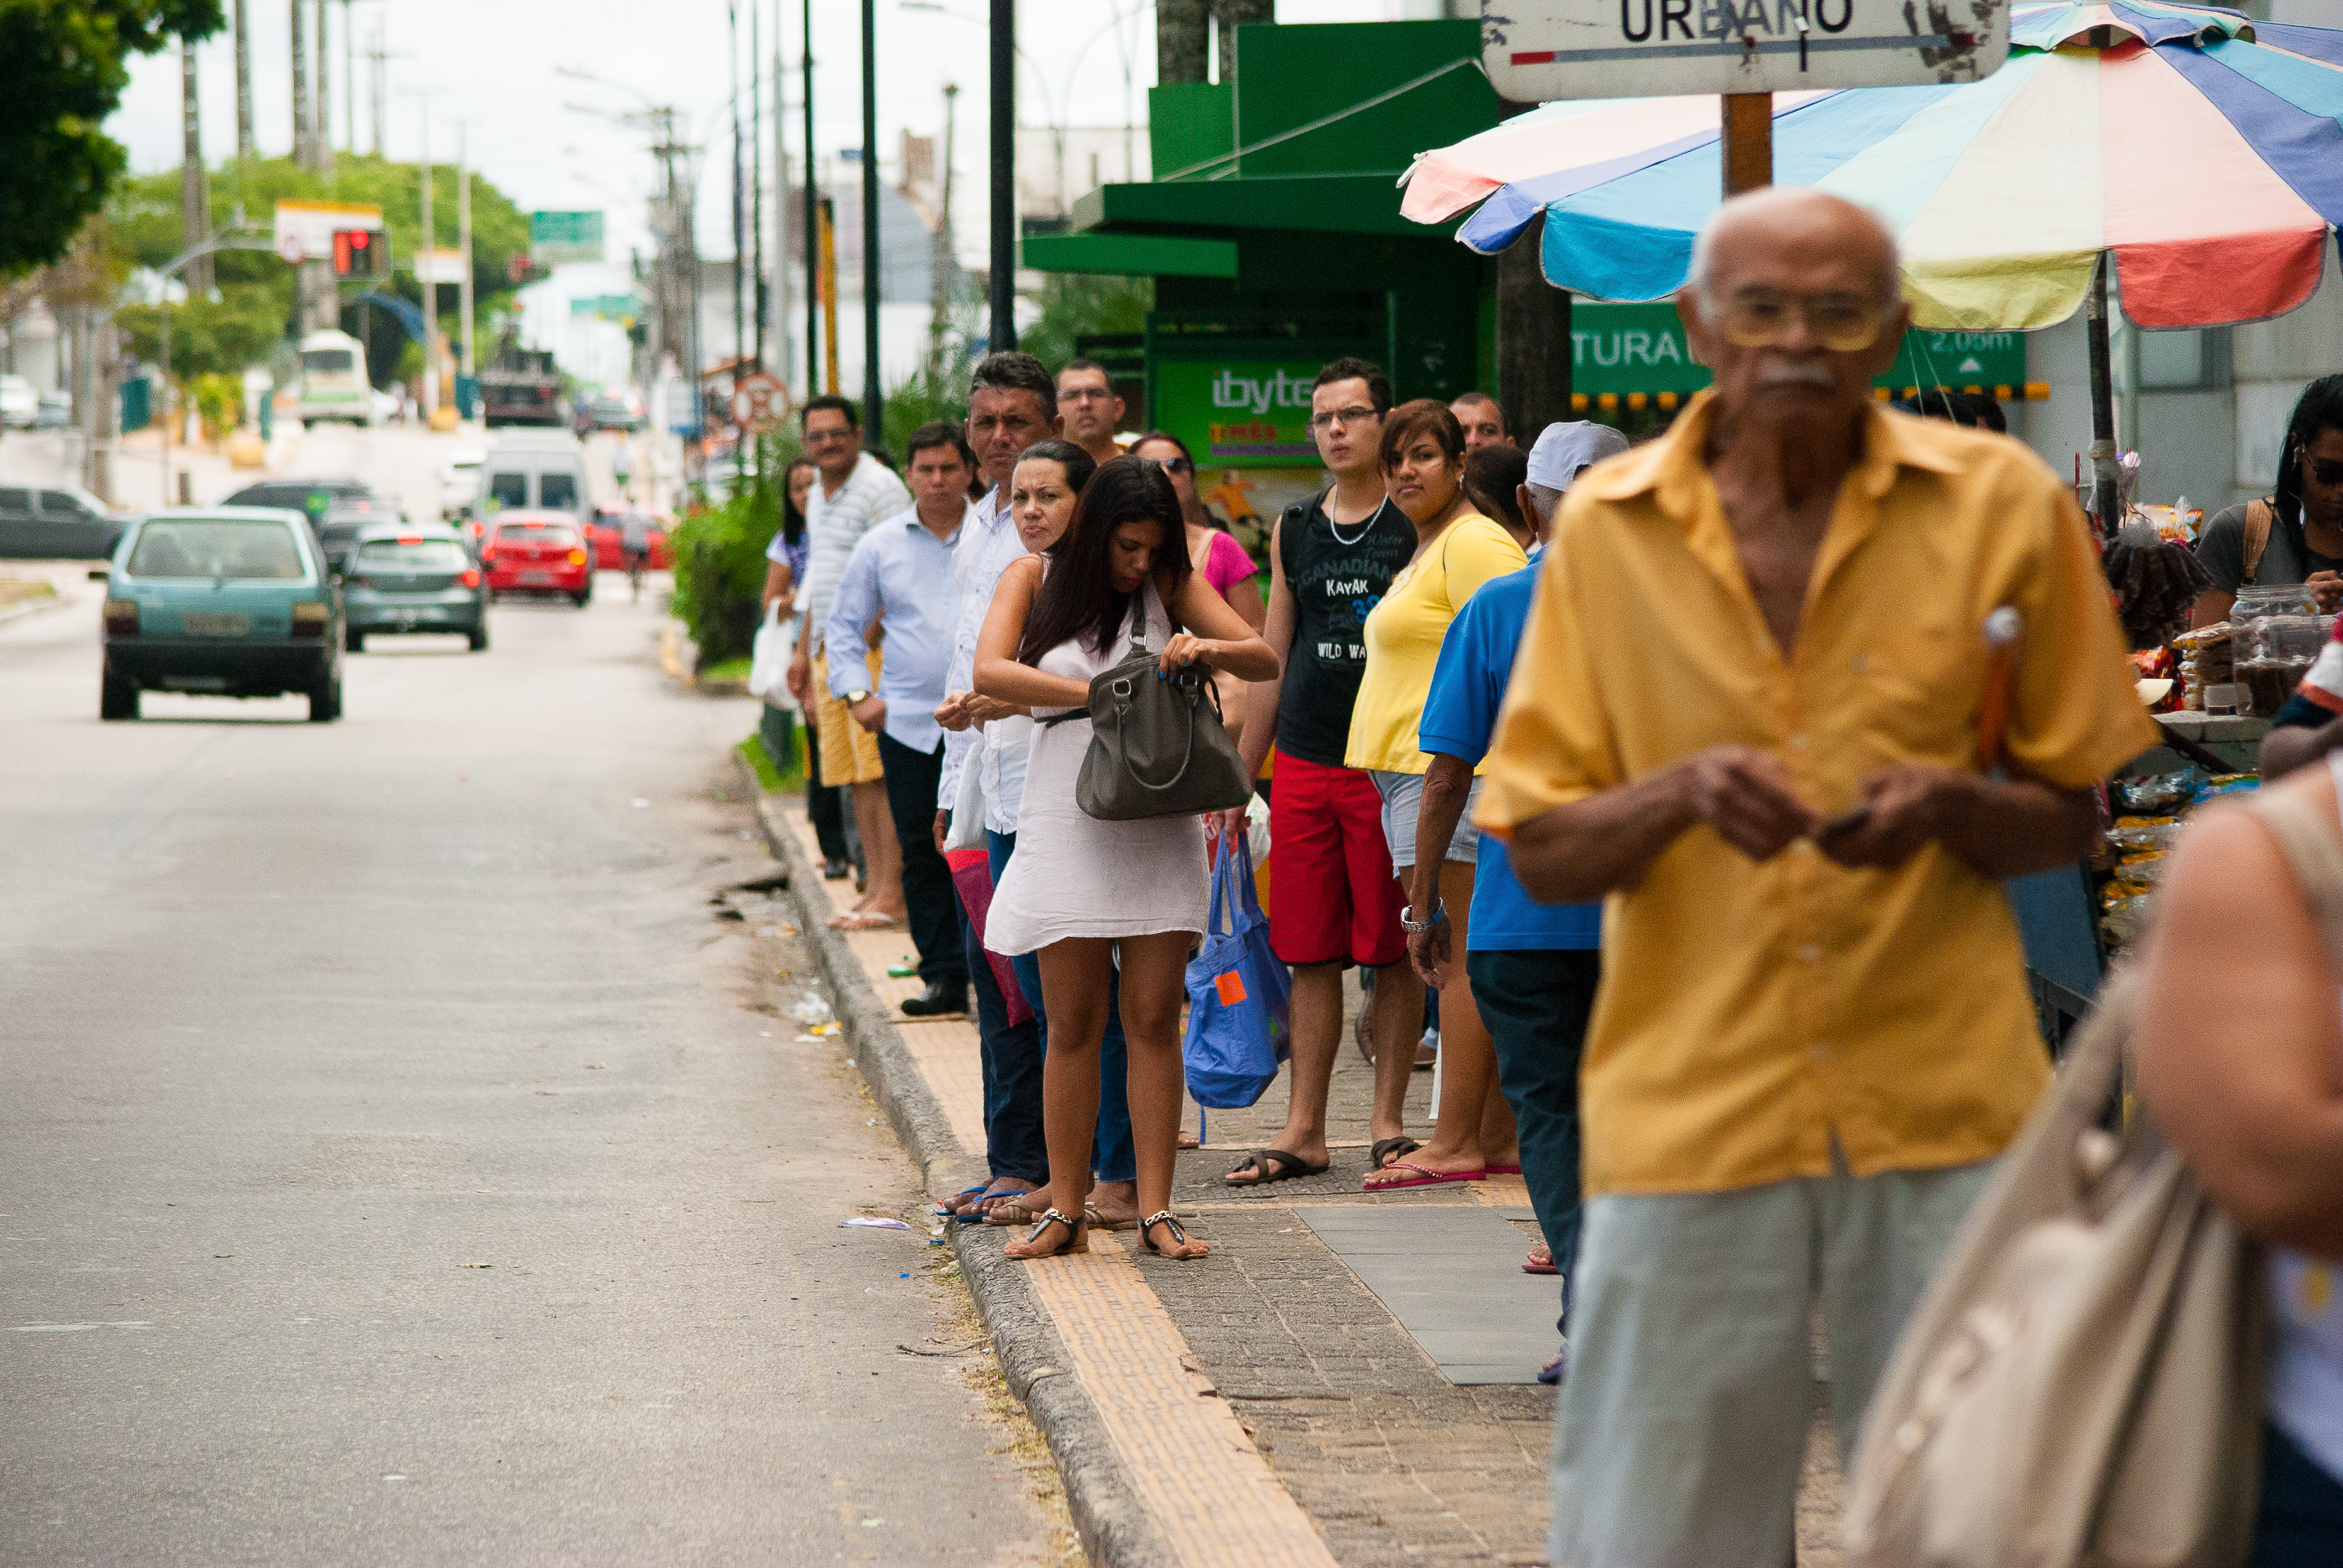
[1398,900,1447,934]
[845,689,872,704]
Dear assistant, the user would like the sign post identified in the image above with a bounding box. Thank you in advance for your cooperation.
[1480,2,2013,198]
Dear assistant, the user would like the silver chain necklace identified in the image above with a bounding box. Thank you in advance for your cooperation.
[1326,494,1380,547]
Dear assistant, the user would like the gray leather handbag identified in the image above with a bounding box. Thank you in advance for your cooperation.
[1042,601,1251,822]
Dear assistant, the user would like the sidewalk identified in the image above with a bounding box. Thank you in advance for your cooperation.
[745,765,1847,1567]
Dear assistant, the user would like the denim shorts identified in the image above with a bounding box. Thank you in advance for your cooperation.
[1369,768,1482,870]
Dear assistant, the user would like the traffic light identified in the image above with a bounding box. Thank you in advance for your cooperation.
[332,228,386,278]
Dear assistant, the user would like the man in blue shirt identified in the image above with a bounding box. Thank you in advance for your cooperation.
[1412,420,1624,1383]
[824,422,979,1015]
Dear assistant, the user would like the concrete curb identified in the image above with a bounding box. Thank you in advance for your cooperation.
[736,751,1180,1568]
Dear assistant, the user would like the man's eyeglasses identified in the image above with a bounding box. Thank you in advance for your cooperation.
[1718,288,1891,353]
[1308,405,1379,432]
[2302,455,2343,488]
[804,426,855,445]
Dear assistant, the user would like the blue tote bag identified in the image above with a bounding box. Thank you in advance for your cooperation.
[1182,830,1292,1109]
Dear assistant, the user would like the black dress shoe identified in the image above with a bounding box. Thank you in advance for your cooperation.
[899,980,968,1018]
[823,856,852,880]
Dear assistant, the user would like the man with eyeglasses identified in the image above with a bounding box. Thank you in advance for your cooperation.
[1477,189,2154,1566]
[1219,355,1429,1192]
[786,395,914,931]
[1054,358,1125,467]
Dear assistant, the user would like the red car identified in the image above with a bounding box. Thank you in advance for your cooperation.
[481,511,593,606]
[588,506,672,570]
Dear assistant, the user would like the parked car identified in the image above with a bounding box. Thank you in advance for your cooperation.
[587,504,670,569]
[222,477,388,532]
[32,392,71,430]
[0,484,123,559]
[343,521,488,652]
[0,375,37,428]
[99,507,343,722]
[481,510,591,606]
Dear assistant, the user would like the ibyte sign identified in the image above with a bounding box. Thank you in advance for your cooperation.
[1211,368,1313,417]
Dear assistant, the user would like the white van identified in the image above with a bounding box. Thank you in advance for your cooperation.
[477,430,590,521]
[294,329,375,426]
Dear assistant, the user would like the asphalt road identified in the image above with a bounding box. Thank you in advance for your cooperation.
[0,572,1063,1564]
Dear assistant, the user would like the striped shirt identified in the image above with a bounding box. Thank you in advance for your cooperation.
[800,452,910,655]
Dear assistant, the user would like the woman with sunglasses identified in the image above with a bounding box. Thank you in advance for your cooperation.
[1131,431,1266,746]
[974,456,1279,1261]
[2195,374,2343,627]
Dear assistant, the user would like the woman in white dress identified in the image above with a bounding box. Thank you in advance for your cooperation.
[976,456,1280,1261]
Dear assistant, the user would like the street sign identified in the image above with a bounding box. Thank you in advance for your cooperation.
[1153,359,1324,468]
[731,372,790,434]
[412,249,467,285]
[274,199,383,263]
[1481,0,2011,100]
[529,211,605,265]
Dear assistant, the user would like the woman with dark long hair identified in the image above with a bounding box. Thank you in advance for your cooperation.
[974,455,1278,1261]
[2193,373,2343,626]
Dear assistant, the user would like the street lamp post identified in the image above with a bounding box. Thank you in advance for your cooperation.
[861,0,881,445]
[990,0,1013,352]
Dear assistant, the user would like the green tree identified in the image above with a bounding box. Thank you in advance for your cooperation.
[0,0,226,277]
[1015,274,1151,376]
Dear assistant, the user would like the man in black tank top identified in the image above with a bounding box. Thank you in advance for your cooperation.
[1220,358,1430,1190]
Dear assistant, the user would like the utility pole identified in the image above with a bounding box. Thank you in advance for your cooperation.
[730,0,746,462]
[232,0,253,158]
[928,82,956,372]
[180,36,213,296]
[340,0,356,153]
[291,0,311,169]
[458,123,475,391]
[313,0,334,177]
[861,0,881,444]
[752,0,765,367]
[989,0,1014,352]
[804,0,819,394]
[773,1,789,381]
[412,89,437,419]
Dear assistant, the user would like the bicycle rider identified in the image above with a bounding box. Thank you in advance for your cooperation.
[620,510,652,596]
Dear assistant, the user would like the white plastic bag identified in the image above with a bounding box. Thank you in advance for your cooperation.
[748,601,797,708]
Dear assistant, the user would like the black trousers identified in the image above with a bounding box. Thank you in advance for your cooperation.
[876,731,967,992]
[800,714,852,867]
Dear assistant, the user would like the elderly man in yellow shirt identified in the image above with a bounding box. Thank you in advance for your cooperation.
[1478,188,2157,1567]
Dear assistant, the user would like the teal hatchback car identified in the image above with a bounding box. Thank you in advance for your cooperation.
[100,507,344,722]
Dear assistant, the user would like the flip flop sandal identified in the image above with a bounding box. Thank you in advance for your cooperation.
[1486,1163,1524,1176]
[957,1186,1038,1225]
[1368,1135,1423,1171]
[1363,1161,1488,1192]
[934,1184,987,1218]
[1222,1148,1330,1188]
[1083,1202,1138,1232]
[1524,1245,1559,1276]
[887,956,918,978]
[984,1197,1048,1227]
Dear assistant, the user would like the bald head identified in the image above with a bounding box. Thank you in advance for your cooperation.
[1687,187,1899,311]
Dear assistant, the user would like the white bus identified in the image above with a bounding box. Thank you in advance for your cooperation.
[294,328,375,426]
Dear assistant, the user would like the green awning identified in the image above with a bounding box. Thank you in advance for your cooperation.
[1020,232,1237,279]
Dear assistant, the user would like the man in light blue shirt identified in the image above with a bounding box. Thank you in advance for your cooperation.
[823,423,979,1015]
[1412,420,1625,1385]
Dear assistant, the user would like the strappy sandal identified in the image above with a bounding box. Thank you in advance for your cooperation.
[1083,1201,1137,1232]
[1003,1208,1088,1259]
[1137,1210,1209,1260]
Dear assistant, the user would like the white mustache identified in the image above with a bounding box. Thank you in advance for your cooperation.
[1756,363,1836,390]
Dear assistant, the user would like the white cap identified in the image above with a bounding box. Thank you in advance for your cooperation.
[1525,421,1632,492]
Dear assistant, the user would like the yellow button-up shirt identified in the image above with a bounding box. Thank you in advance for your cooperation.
[1477,390,2157,1198]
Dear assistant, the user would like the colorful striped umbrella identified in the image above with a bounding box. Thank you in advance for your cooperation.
[1400,2,2343,332]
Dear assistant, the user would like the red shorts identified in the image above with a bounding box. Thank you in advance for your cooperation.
[1267,752,1408,969]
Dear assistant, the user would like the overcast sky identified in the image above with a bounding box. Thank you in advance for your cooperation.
[107,0,1428,270]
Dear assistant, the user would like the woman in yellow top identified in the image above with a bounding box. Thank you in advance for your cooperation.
[1346,399,1527,1192]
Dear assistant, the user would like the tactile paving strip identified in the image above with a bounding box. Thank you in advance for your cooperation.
[1022,1234,1342,1567]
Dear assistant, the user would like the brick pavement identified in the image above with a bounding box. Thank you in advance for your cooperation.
[750,774,1848,1566]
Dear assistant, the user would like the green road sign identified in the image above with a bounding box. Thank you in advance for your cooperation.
[530,211,605,265]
